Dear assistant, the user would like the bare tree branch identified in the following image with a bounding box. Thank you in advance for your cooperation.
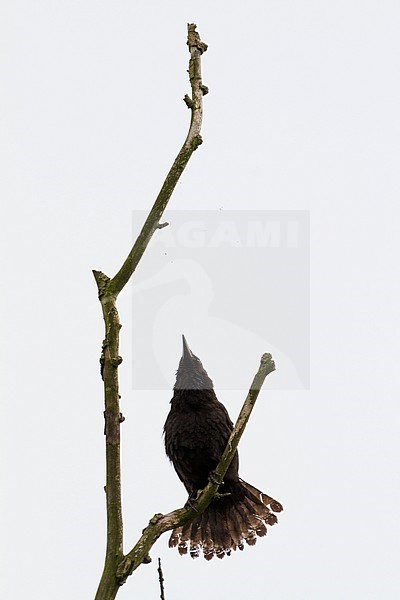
[116,354,276,585]
[93,23,208,600]
[107,23,208,298]
[93,286,124,600]
[93,23,275,599]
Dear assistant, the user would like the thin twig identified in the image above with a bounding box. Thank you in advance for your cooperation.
[116,354,275,584]
[157,558,166,600]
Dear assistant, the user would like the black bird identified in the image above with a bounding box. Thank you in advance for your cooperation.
[164,335,283,560]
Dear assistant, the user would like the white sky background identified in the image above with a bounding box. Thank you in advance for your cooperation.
[2,1,400,598]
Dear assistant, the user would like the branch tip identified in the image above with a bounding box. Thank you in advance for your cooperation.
[187,23,208,54]
[92,270,110,298]
[260,352,276,374]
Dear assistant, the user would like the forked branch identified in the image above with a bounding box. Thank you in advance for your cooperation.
[93,23,275,600]
[94,24,208,600]
[116,354,276,584]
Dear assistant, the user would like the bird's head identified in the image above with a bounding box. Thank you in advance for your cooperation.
[174,335,214,391]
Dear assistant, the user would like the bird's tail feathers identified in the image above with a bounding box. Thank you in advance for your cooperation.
[169,479,283,560]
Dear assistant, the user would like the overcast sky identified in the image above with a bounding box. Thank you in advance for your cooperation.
[2,1,400,599]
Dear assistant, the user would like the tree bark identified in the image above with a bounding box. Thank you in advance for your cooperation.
[93,24,208,600]
[93,23,276,600]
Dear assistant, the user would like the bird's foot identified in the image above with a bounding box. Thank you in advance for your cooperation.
[209,470,223,485]
[214,491,232,500]
[184,491,199,512]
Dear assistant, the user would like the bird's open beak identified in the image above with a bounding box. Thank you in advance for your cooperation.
[182,335,193,360]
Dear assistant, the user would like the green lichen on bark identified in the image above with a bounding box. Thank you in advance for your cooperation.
[94,24,209,600]
[94,24,275,600]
